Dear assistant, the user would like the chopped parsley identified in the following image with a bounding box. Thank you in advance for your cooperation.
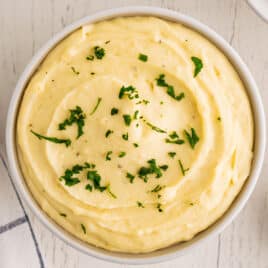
[59,213,67,217]
[87,170,107,192]
[86,46,105,61]
[184,128,199,149]
[118,152,126,158]
[106,184,117,199]
[111,107,119,115]
[122,132,129,141]
[85,184,93,192]
[159,165,168,171]
[105,151,112,161]
[30,130,71,147]
[137,201,145,208]
[94,46,105,59]
[86,55,94,61]
[89,97,102,115]
[144,120,166,133]
[133,110,139,120]
[138,53,148,62]
[157,203,163,212]
[178,159,189,176]
[151,184,165,193]
[60,162,92,186]
[156,74,185,101]
[133,143,139,148]
[167,86,185,101]
[71,66,79,75]
[165,131,184,145]
[191,56,203,77]
[138,159,167,182]
[156,74,168,87]
[81,224,86,234]
[123,114,132,126]
[105,129,113,138]
[90,72,95,75]
[217,117,221,121]
[168,152,176,158]
[58,106,86,139]
[136,99,150,105]
[105,40,110,44]
[119,85,139,100]
[126,172,135,183]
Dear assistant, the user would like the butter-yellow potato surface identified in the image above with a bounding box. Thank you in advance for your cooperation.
[17,17,253,253]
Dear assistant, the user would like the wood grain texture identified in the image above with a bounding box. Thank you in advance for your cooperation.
[0,0,267,267]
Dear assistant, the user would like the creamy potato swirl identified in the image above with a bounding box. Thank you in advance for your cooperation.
[17,17,253,253]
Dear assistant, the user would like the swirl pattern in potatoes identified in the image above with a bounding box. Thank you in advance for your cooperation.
[17,17,253,253]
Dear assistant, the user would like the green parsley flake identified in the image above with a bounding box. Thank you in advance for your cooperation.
[137,201,145,208]
[151,184,165,193]
[106,184,117,199]
[59,213,67,217]
[159,165,168,171]
[81,224,86,234]
[191,56,203,77]
[122,133,129,141]
[126,172,135,183]
[105,129,113,138]
[165,131,184,145]
[168,152,176,158]
[111,107,119,115]
[119,86,139,100]
[178,159,189,176]
[85,184,93,192]
[133,143,139,148]
[71,66,79,75]
[138,159,167,182]
[58,106,86,139]
[156,74,185,101]
[86,55,94,61]
[133,110,139,120]
[217,117,221,121]
[105,151,112,161]
[184,128,199,149]
[87,170,107,192]
[136,99,150,105]
[123,114,132,126]
[89,97,102,115]
[30,130,71,147]
[118,152,126,158]
[138,53,148,62]
[144,120,166,133]
[94,46,105,59]
[60,162,92,186]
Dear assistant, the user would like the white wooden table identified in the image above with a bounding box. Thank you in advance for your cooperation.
[0,1,267,267]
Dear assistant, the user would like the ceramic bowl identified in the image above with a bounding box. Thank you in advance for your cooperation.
[5,6,266,265]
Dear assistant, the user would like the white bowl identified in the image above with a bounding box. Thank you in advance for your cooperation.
[5,6,266,265]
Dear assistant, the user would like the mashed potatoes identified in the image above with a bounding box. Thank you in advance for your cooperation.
[16,17,253,253]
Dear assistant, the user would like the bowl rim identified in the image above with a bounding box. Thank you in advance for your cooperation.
[5,6,266,265]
